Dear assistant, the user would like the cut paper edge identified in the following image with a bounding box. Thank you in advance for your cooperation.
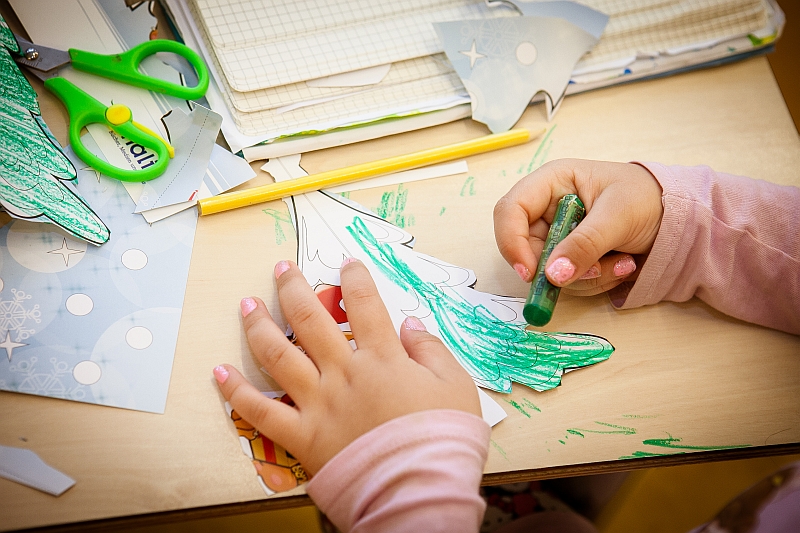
[0,445,75,496]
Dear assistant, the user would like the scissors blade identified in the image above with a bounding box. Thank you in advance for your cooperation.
[12,34,72,82]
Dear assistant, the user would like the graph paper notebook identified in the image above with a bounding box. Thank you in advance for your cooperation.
[177,0,781,152]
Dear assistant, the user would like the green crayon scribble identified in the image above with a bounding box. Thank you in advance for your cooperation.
[347,216,614,393]
[491,440,509,462]
[559,440,566,445]
[262,208,293,245]
[460,176,476,196]
[619,435,749,460]
[505,399,531,418]
[566,429,584,438]
[375,184,414,228]
[524,125,557,174]
[439,207,446,216]
[567,421,637,436]
[521,398,541,412]
[622,414,658,419]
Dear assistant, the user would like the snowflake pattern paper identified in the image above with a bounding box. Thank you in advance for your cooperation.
[0,142,197,412]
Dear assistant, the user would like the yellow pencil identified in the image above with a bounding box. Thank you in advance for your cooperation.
[197,127,544,216]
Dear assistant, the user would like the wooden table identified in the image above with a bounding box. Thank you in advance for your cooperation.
[1,48,799,531]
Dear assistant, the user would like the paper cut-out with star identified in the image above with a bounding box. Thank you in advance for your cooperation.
[0,14,110,245]
[435,6,606,131]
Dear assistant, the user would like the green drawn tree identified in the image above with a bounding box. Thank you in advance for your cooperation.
[0,16,109,245]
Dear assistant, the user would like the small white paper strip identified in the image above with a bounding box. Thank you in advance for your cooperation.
[0,445,75,496]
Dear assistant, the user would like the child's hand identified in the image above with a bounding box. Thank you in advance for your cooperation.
[213,259,482,475]
[493,159,663,296]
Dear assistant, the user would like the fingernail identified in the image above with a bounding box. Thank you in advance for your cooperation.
[403,316,427,332]
[213,365,229,384]
[274,260,290,279]
[240,297,257,317]
[341,257,359,268]
[579,264,601,280]
[613,255,637,277]
[513,263,531,282]
[546,257,576,285]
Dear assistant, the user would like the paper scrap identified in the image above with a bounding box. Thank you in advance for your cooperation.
[435,16,599,130]
[134,106,223,212]
[0,445,75,496]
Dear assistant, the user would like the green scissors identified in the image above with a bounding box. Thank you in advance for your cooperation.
[14,34,209,182]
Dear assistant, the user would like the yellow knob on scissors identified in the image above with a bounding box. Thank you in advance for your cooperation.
[105,104,132,125]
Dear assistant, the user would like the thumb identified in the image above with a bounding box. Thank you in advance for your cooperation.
[399,317,462,378]
[543,194,630,286]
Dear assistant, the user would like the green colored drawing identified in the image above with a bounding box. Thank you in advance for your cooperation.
[0,18,109,244]
[622,414,658,419]
[347,216,614,393]
[521,398,540,412]
[505,399,531,418]
[619,434,749,460]
[439,207,446,216]
[262,208,293,245]
[375,184,414,228]
[460,176,475,196]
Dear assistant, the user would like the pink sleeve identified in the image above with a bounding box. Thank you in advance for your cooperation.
[609,162,800,334]
[306,409,491,533]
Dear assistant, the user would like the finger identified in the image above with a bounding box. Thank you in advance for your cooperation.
[241,297,318,402]
[213,364,301,452]
[493,160,578,282]
[562,254,639,296]
[544,192,637,287]
[399,317,465,379]
[274,261,352,370]
[339,258,401,354]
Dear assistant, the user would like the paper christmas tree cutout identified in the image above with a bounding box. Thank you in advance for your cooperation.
[0,15,109,245]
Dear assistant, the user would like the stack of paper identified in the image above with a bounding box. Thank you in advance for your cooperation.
[166,0,783,159]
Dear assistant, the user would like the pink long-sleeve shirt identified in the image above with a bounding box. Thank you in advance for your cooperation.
[307,164,800,532]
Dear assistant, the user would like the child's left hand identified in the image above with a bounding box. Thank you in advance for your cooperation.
[213,259,482,476]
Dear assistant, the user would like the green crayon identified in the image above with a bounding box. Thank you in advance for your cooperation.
[523,194,585,327]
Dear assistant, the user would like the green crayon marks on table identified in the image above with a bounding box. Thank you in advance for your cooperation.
[567,421,637,436]
[460,176,476,196]
[619,434,749,460]
[505,399,531,418]
[642,436,748,451]
[622,414,658,419]
[525,125,557,174]
[375,184,414,228]
[559,440,566,445]
[521,398,541,412]
[566,429,585,438]
[347,216,614,393]
[439,207,446,216]
[262,208,293,245]
[491,440,509,462]
[340,191,351,199]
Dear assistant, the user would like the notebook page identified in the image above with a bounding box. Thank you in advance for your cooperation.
[190,0,513,91]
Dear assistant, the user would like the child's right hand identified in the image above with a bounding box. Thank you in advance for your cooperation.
[493,159,664,296]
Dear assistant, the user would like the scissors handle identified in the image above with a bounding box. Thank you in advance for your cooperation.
[44,77,170,182]
[69,40,209,101]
